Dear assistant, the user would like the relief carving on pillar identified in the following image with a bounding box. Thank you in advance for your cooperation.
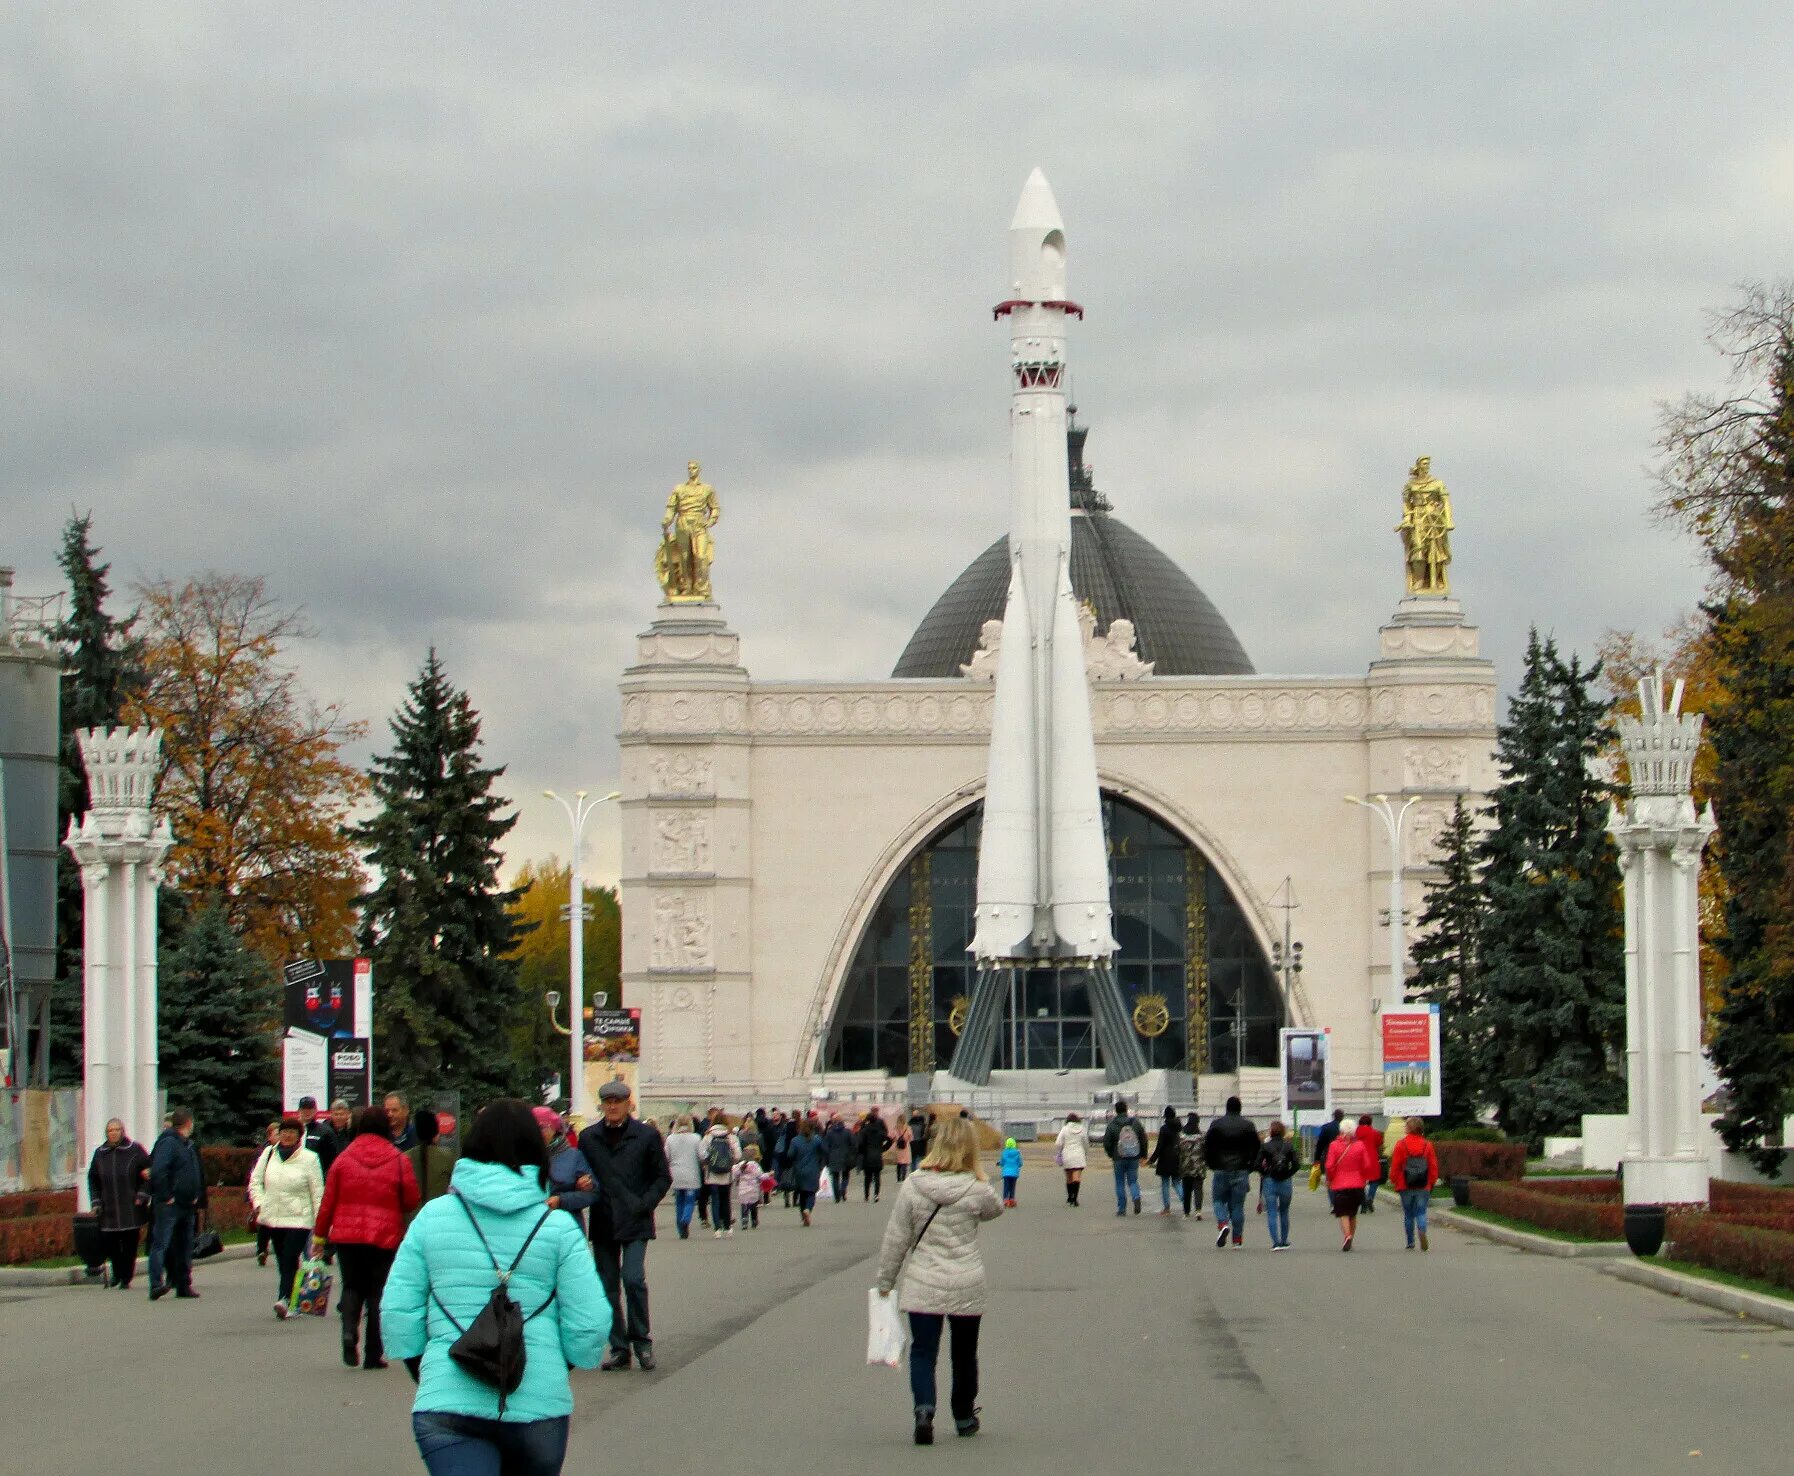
[651,813,713,874]
[1402,742,1468,789]
[649,891,713,971]
[648,752,714,797]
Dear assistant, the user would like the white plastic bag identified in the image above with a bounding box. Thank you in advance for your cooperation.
[866,1288,907,1368]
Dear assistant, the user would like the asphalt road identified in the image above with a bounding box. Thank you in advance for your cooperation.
[7,1171,1790,1474]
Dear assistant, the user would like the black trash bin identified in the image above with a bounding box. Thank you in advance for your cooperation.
[1623,1203,1666,1258]
[72,1211,106,1280]
[1449,1175,1472,1208]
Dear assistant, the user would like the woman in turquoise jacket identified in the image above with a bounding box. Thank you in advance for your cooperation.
[383,1099,611,1475]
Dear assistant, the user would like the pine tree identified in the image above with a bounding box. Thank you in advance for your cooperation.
[1476,630,1626,1147]
[353,651,535,1103]
[1408,797,1486,1127]
[1654,282,1794,1174]
[159,902,282,1142]
[47,514,145,1083]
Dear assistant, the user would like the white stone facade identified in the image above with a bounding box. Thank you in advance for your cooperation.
[619,591,1497,1105]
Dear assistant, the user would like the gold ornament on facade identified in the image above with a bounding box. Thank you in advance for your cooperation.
[1132,993,1171,1039]
[655,460,721,603]
[1396,455,1453,596]
[947,995,971,1037]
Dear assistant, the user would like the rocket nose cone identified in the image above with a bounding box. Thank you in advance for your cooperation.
[1010,167,1065,232]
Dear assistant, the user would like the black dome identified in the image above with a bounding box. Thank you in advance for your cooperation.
[893,510,1255,679]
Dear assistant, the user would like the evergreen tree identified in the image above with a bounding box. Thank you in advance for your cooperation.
[1654,282,1794,1173]
[1476,630,1626,1147]
[47,514,145,1083]
[1408,797,1486,1127]
[353,651,534,1103]
[159,902,282,1142]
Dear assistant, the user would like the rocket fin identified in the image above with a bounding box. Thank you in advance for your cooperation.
[971,569,1038,961]
[1047,553,1117,957]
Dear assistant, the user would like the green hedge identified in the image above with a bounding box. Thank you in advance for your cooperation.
[1432,1125,1508,1144]
[1468,1181,1623,1239]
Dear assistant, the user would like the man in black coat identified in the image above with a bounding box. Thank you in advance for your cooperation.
[1202,1096,1262,1248]
[147,1109,204,1300]
[577,1079,672,1371]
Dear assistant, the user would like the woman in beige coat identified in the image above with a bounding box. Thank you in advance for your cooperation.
[875,1115,1003,1445]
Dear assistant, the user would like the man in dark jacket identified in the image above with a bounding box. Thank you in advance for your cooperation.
[1101,1100,1148,1216]
[1314,1108,1346,1174]
[297,1096,339,1175]
[147,1109,204,1300]
[577,1079,672,1371]
[1202,1096,1262,1248]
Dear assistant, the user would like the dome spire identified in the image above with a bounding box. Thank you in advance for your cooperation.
[1066,411,1110,514]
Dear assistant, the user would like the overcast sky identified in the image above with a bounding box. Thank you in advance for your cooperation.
[5,3,1787,880]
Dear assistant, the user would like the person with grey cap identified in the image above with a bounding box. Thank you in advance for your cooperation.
[575,1078,671,1371]
[297,1095,340,1175]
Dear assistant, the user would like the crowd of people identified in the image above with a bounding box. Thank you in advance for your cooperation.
[84,1084,1440,1472]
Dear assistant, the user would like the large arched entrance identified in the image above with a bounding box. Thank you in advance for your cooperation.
[822,794,1284,1077]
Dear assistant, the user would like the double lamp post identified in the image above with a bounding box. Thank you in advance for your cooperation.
[543,787,619,1125]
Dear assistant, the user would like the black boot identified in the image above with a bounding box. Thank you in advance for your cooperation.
[914,1407,934,1446]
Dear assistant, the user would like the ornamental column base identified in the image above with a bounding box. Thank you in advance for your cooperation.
[1622,1153,1709,1207]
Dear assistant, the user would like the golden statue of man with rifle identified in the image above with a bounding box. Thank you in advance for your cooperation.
[655,460,721,603]
[1396,455,1453,596]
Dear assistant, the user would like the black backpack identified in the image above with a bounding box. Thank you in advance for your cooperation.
[429,1191,556,1412]
[1403,1152,1429,1189]
[704,1133,734,1176]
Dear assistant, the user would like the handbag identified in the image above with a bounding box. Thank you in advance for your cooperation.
[192,1210,224,1261]
[866,1287,907,1368]
[1307,1162,1323,1193]
[292,1253,333,1315]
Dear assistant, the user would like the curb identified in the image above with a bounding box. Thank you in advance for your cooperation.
[1433,1207,1628,1260]
[0,1241,258,1288]
[1601,1260,1794,1332]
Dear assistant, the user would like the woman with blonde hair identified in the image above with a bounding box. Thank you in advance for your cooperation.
[875,1113,1003,1446]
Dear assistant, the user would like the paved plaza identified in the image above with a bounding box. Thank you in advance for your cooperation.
[8,1177,1790,1474]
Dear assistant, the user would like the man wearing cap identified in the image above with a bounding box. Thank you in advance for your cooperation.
[576,1080,671,1371]
[296,1097,339,1175]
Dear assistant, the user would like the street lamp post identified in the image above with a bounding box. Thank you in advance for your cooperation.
[544,788,620,1126]
[1345,793,1419,1010]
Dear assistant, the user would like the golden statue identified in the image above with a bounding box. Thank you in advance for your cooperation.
[655,460,721,603]
[1396,455,1453,595]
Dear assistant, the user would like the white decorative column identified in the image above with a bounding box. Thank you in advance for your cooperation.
[1613,674,1716,1208]
[617,602,752,1091]
[64,728,172,1209]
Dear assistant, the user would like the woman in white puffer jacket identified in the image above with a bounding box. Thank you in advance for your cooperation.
[249,1116,325,1318]
[875,1115,1003,1446]
[1054,1112,1089,1206]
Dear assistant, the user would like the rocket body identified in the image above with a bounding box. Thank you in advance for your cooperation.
[971,170,1117,964]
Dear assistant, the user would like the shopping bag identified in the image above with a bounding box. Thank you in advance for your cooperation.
[1307,1163,1323,1192]
[291,1255,333,1316]
[866,1289,907,1368]
[816,1173,834,1203]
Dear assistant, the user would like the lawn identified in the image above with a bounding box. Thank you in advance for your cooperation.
[1656,1257,1794,1306]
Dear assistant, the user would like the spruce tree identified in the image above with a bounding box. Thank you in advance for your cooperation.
[159,902,282,1142]
[353,651,534,1103]
[47,514,145,1083]
[1476,630,1626,1147]
[1408,797,1486,1127]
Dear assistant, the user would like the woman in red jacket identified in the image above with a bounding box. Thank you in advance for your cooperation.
[1387,1118,1441,1252]
[313,1106,421,1370]
[1323,1128,1375,1251]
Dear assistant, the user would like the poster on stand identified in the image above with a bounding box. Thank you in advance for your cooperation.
[1279,1028,1331,1124]
[327,1038,373,1109]
[282,1029,328,1109]
[583,1008,640,1110]
[1380,1005,1442,1118]
[282,958,373,1109]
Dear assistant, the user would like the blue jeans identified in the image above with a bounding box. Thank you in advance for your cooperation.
[907,1312,981,1420]
[1112,1159,1140,1210]
[1401,1188,1430,1245]
[148,1206,194,1293]
[1262,1176,1293,1246]
[1365,1176,1381,1207]
[1211,1169,1250,1241]
[413,1412,569,1475]
[673,1188,699,1235]
[1159,1175,1175,1211]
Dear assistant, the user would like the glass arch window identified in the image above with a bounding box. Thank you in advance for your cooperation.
[822,794,1284,1076]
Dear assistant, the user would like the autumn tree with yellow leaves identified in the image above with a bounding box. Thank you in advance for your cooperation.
[127,573,369,969]
[505,859,623,1090]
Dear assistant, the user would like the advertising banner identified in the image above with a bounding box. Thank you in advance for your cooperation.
[583,1008,640,1106]
[1278,1027,1331,1124]
[1380,1004,1442,1118]
[327,1038,373,1110]
[282,958,372,1109]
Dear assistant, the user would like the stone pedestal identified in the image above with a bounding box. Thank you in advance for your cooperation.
[63,728,172,1208]
[618,603,752,1087]
[1612,674,1715,1208]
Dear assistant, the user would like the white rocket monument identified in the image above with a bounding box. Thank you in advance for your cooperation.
[948,170,1150,1086]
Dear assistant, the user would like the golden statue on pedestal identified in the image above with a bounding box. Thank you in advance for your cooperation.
[655,460,721,603]
[1396,455,1453,595]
